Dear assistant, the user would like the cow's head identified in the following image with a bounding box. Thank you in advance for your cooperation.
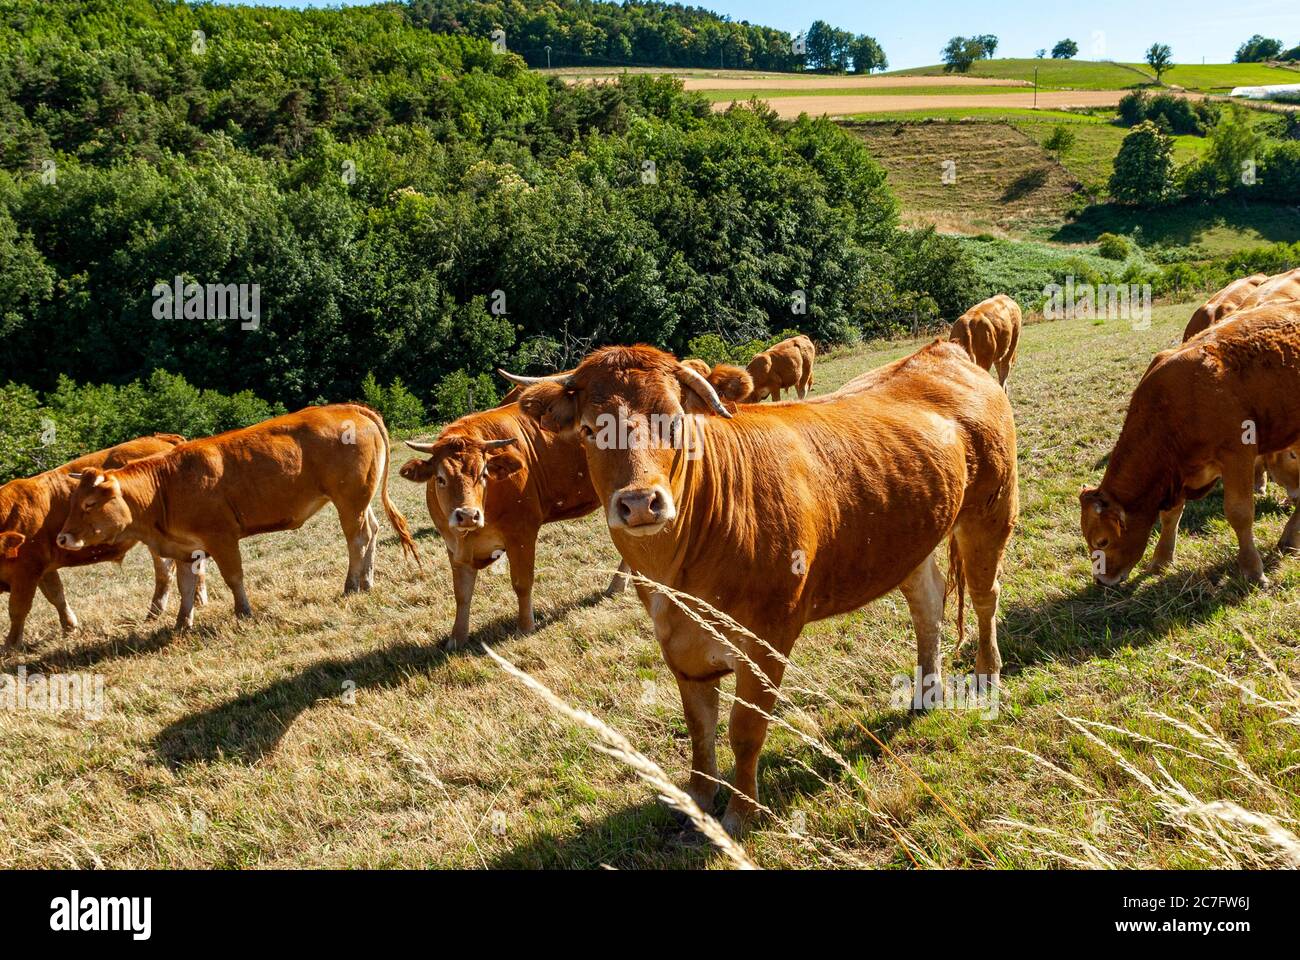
[400,436,523,533]
[1079,486,1150,585]
[1265,449,1300,500]
[745,353,774,402]
[57,469,130,551]
[504,347,750,538]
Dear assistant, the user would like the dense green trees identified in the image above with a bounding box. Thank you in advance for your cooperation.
[1,1,948,425]
[1109,122,1175,206]
[407,1,885,74]
[1235,35,1284,62]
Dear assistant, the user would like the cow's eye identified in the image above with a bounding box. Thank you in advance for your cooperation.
[578,424,594,441]
[436,476,447,487]
[1096,538,1110,549]
[480,467,489,482]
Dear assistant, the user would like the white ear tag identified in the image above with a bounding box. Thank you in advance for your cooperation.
[487,550,507,574]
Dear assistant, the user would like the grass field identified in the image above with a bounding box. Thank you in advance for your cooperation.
[887,58,1300,92]
[3,303,1299,869]
[699,84,1030,103]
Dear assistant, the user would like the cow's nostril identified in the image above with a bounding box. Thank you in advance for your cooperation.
[648,491,663,517]
[617,498,632,521]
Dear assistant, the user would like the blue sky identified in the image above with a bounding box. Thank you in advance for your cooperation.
[224,0,1300,70]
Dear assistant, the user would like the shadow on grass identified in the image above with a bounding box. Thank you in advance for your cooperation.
[485,705,917,868]
[1001,167,1050,202]
[1051,198,1300,248]
[994,547,1290,675]
[149,586,614,769]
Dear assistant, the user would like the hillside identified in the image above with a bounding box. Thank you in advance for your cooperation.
[887,57,1300,92]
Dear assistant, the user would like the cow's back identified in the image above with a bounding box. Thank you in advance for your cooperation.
[1183,275,1269,341]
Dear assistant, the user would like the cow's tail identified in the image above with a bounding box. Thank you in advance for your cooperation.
[356,405,421,567]
[946,532,965,650]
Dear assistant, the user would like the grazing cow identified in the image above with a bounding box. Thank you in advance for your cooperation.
[1081,302,1300,586]
[1182,275,1299,498]
[1182,274,1268,341]
[744,334,815,402]
[399,400,632,649]
[949,294,1022,389]
[1,434,203,648]
[504,341,1018,834]
[57,405,418,629]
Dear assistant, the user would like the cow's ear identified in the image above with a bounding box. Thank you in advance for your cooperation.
[486,448,525,480]
[707,364,753,403]
[518,382,577,433]
[1079,486,1102,508]
[399,458,437,484]
[0,531,25,559]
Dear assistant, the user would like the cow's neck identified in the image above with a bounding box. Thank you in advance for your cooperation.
[117,460,174,551]
[1103,422,1181,517]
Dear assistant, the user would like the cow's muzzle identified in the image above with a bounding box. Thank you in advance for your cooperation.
[57,533,85,551]
[608,486,675,536]
[449,507,484,532]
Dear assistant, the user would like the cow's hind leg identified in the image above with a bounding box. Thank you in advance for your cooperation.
[604,559,631,597]
[174,560,200,631]
[1279,498,1300,555]
[208,543,252,618]
[5,576,38,648]
[360,507,380,591]
[147,552,172,618]
[676,674,721,812]
[1148,502,1185,572]
[339,509,370,595]
[898,549,945,708]
[1223,457,1266,583]
[954,507,1015,688]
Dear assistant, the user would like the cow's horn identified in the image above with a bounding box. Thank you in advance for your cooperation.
[497,368,572,388]
[677,364,733,419]
[482,438,518,449]
[405,440,438,454]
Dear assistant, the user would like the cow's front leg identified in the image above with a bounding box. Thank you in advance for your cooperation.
[1223,460,1266,583]
[722,657,784,836]
[4,575,38,649]
[675,674,721,812]
[506,535,537,635]
[448,558,477,650]
[209,544,252,618]
[604,560,631,597]
[1148,502,1185,572]
[37,571,78,633]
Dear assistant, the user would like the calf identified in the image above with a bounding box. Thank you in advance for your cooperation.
[744,334,815,402]
[949,293,1022,389]
[505,341,1018,833]
[1182,274,1268,341]
[1,435,205,649]
[400,400,630,649]
[1081,301,1300,585]
[57,405,418,629]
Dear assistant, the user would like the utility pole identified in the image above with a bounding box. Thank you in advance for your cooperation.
[1034,66,1038,108]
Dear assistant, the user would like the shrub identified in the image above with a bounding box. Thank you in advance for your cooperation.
[1145,94,1203,135]
[1109,122,1175,206]
[1096,233,1131,260]
[434,370,500,423]
[1043,126,1076,156]
[1117,90,1148,126]
[361,373,427,431]
[1259,142,1300,202]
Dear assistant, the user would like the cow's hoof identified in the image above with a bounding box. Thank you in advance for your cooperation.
[444,635,467,652]
[1145,555,1174,574]
[1278,540,1300,556]
[720,808,752,838]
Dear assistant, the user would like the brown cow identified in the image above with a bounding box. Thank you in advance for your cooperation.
[1182,274,1268,341]
[949,294,1022,389]
[399,400,632,649]
[1236,267,1300,313]
[744,334,815,402]
[1081,301,1300,586]
[505,341,1018,834]
[1,434,204,648]
[1182,275,1299,499]
[57,405,418,629]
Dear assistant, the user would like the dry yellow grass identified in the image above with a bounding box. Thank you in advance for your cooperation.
[2,301,1298,868]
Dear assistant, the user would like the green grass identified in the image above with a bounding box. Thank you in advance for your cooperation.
[1012,118,1203,188]
[3,303,1299,868]
[886,58,1155,90]
[1049,201,1300,253]
[887,57,1300,92]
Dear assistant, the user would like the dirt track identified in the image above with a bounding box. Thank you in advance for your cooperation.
[680,75,1028,90]
[714,89,1141,118]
